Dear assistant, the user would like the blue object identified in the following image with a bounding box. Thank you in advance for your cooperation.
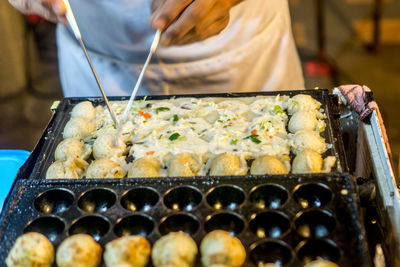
[0,150,30,209]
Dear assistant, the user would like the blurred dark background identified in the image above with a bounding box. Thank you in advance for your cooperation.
[0,0,399,174]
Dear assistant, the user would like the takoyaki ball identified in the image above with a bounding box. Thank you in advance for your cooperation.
[56,234,102,267]
[46,158,88,179]
[71,101,96,121]
[152,231,198,267]
[200,230,246,267]
[288,110,319,134]
[93,131,127,159]
[63,117,95,139]
[209,153,248,176]
[303,259,339,267]
[323,156,336,173]
[128,157,161,178]
[168,153,201,177]
[287,94,321,115]
[290,130,327,155]
[86,158,126,179]
[55,138,91,161]
[104,235,151,267]
[6,232,54,267]
[292,149,323,174]
[250,155,289,175]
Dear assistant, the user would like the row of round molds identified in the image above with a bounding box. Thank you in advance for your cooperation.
[34,182,333,214]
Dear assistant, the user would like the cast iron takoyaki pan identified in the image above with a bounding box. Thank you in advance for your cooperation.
[18,90,346,181]
[0,174,370,266]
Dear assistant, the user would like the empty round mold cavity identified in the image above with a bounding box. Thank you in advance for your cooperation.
[114,214,155,237]
[293,183,332,208]
[204,212,245,235]
[294,209,336,238]
[249,211,290,238]
[69,215,110,241]
[206,185,245,210]
[249,184,289,210]
[296,239,341,264]
[250,240,293,266]
[121,187,159,212]
[78,188,116,213]
[159,213,200,236]
[34,188,74,214]
[24,216,65,242]
[163,186,202,211]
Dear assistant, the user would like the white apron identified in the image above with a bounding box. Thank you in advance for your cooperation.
[57,0,304,97]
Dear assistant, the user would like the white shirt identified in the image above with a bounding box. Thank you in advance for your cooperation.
[57,0,304,97]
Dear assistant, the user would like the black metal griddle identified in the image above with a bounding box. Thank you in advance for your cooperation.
[0,90,373,267]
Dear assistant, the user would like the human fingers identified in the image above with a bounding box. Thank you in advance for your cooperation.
[151,0,165,13]
[150,0,194,30]
[173,15,230,46]
[41,0,67,23]
[160,0,215,46]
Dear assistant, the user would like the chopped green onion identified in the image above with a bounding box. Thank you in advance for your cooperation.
[199,129,207,135]
[260,121,265,130]
[135,141,145,145]
[273,105,285,114]
[244,134,262,144]
[169,133,180,141]
[189,121,197,124]
[155,107,170,114]
[158,134,163,139]
[223,125,230,128]
[173,114,179,122]
[217,120,223,123]
[230,139,238,145]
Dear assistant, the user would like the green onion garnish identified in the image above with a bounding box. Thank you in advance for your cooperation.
[155,107,170,114]
[169,133,180,141]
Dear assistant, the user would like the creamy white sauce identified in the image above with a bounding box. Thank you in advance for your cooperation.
[76,95,329,174]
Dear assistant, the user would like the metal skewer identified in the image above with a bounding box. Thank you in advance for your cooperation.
[120,29,161,125]
[63,0,120,129]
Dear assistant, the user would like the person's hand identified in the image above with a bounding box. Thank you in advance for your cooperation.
[150,0,243,46]
[8,0,67,23]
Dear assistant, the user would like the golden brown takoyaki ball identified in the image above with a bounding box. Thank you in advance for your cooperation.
[288,110,319,134]
[303,259,339,267]
[93,131,127,159]
[209,153,248,176]
[200,230,246,267]
[128,157,161,178]
[250,155,289,175]
[104,235,151,267]
[292,149,323,174]
[46,158,88,179]
[152,231,198,267]
[71,101,96,121]
[6,232,54,267]
[290,130,327,155]
[56,234,102,267]
[287,94,321,115]
[86,158,126,178]
[168,153,201,177]
[63,117,95,140]
[55,138,91,161]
